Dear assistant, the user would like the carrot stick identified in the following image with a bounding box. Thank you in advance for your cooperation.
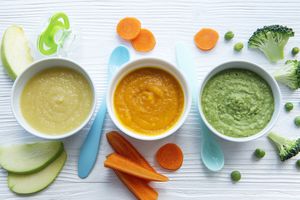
[117,17,141,40]
[107,132,158,199]
[156,143,183,171]
[106,131,156,172]
[106,131,158,200]
[194,28,219,51]
[104,153,168,182]
[114,171,158,200]
[131,28,156,52]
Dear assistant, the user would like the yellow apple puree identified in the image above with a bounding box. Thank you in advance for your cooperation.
[20,67,93,135]
[114,67,184,136]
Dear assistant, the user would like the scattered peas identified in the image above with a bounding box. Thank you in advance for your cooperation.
[294,116,300,127]
[296,160,300,168]
[292,47,299,56]
[224,31,234,41]
[285,102,294,112]
[254,148,266,159]
[234,42,244,52]
[231,170,241,182]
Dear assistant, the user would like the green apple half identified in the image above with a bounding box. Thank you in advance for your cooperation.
[0,141,63,174]
[1,25,33,80]
[8,150,67,195]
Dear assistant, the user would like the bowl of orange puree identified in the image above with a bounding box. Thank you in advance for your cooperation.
[107,58,191,141]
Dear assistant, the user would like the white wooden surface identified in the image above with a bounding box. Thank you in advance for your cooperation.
[1,0,300,199]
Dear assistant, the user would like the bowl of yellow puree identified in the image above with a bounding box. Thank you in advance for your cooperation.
[107,58,191,141]
[11,58,96,139]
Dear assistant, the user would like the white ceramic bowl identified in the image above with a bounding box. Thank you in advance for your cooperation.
[11,58,96,140]
[107,58,192,141]
[198,61,281,142]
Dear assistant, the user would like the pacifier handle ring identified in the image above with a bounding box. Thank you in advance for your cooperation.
[51,12,70,29]
[38,12,70,55]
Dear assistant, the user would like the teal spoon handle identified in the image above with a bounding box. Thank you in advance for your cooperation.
[78,97,107,178]
[175,42,224,171]
[78,45,130,179]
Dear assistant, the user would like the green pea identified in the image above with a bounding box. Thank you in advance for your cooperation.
[224,31,234,41]
[296,160,300,168]
[234,42,243,52]
[294,116,300,127]
[285,102,294,112]
[254,148,265,159]
[231,170,241,182]
[292,47,299,56]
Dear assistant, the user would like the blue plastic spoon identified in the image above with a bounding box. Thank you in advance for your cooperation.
[175,43,224,171]
[78,46,130,178]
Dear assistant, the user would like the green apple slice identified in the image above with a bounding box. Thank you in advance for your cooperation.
[8,150,67,195]
[0,141,63,174]
[1,25,33,80]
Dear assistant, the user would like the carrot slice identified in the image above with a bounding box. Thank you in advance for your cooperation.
[106,131,156,172]
[114,171,158,200]
[104,153,168,182]
[194,28,219,51]
[117,17,141,40]
[131,28,156,52]
[156,143,183,171]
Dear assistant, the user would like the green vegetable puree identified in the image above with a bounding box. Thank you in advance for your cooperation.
[201,69,274,138]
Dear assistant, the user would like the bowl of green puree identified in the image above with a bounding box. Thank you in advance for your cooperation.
[198,61,281,142]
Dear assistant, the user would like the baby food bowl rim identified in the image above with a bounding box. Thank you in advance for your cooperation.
[11,57,97,140]
[198,60,281,143]
[107,57,192,141]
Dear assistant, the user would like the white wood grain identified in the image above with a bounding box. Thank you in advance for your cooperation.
[1,0,300,199]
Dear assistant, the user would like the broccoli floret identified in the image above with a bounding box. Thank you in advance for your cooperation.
[274,60,300,90]
[248,25,294,62]
[268,132,300,161]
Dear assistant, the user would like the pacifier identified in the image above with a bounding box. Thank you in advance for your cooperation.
[37,12,78,57]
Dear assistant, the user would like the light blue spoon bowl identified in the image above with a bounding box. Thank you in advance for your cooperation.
[78,46,130,179]
[175,43,224,171]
